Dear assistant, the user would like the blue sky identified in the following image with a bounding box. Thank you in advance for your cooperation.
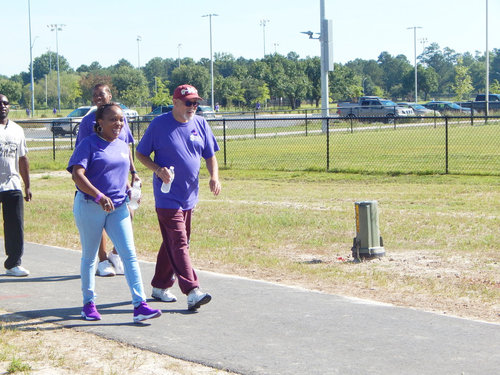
[3,0,499,77]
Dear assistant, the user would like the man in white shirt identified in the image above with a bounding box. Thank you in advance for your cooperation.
[0,94,32,276]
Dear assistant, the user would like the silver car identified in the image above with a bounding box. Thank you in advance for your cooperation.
[397,102,439,117]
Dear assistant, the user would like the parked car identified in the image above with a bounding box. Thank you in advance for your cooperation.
[50,106,96,136]
[397,102,439,117]
[423,101,471,115]
[196,105,216,119]
[146,105,174,117]
[337,96,414,121]
[50,103,138,136]
[116,103,139,121]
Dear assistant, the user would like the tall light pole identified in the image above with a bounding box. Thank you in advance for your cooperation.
[485,0,489,116]
[177,43,182,68]
[274,42,279,54]
[260,19,269,57]
[202,14,218,109]
[48,23,65,113]
[302,0,333,132]
[136,35,142,69]
[28,0,35,117]
[407,26,422,104]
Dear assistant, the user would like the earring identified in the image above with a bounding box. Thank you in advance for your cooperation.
[96,126,103,133]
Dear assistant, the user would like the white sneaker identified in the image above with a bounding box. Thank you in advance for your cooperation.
[107,251,124,275]
[152,287,177,302]
[187,287,211,311]
[96,260,115,277]
[5,266,30,277]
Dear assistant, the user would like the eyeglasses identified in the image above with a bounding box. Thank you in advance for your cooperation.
[0,101,9,106]
[184,100,200,108]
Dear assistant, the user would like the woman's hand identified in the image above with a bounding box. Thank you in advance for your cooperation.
[98,195,115,212]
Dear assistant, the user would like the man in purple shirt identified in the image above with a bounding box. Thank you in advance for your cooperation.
[136,84,221,311]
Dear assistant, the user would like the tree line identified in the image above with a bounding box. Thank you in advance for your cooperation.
[1,42,500,111]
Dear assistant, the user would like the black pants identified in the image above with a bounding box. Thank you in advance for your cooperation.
[0,190,24,269]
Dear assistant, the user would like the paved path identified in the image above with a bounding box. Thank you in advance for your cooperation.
[0,241,499,375]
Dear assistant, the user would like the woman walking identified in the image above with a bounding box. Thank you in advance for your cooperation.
[68,103,160,323]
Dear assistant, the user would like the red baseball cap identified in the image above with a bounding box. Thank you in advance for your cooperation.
[173,84,202,101]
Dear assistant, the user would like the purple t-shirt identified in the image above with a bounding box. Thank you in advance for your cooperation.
[75,112,134,147]
[67,134,131,207]
[136,112,219,210]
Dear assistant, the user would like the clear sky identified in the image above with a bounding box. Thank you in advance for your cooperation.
[2,0,499,77]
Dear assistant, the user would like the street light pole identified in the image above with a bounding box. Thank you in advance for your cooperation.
[28,0,35,117]
[260,19,269,57]
[48,23,65,113]
[202,14,218,109]
[177,43,182,68]
[407,26,422,104]
[136,35,142,69]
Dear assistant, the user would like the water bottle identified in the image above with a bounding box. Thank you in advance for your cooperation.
[128,180,141,210]
[161,166,175,193]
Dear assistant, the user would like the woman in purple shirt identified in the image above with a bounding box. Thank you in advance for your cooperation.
[68,103,160,323]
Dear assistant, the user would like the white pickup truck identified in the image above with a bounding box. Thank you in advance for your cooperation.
[337,96,414,121]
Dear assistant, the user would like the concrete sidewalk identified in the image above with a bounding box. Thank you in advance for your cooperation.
[0,241,499,375]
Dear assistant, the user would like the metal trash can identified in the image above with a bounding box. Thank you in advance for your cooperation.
[351,200,385,260]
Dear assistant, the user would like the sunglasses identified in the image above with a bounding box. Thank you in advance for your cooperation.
[184,100,200,107]
[0,101,9,106]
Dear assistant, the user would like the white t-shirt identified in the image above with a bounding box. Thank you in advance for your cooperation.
[0,120,28,192]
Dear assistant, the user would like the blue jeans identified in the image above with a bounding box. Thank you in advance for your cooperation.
[73,192,146,307]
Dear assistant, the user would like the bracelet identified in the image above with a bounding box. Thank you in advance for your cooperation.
[94,192,104,203]
[154,167,162,176]
[131,170,137,174]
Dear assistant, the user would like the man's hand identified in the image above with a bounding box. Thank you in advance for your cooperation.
[209,179,221,196]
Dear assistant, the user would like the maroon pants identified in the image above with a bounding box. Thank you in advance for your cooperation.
[151,208,198,294]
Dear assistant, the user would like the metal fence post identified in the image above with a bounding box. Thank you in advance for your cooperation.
[223,119,227,167]
[326,117,330,171]
[445,116,449,174]
[253,112,257,139]
[52,123,56,160]
[305,110,308,136]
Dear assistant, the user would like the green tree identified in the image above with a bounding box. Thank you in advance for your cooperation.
[420,43,458,94]
[303,56,321,106]
[150,78,172,107]
[0,78,22,103]
[215,75,245,107]
[111,65,149,107]
[241,77,269,107]
[32,52,72,81]
[169,65,210,99]
[377,52,413,98]
[329,64,362,101]
[452,60,473,101]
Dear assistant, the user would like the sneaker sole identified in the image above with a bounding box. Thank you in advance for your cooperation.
[95,272,116,277]
[133,311,161,323]
[5,273,29,277]
[188,294,212,311]
[151,294,177,303]
[81,312,101,321]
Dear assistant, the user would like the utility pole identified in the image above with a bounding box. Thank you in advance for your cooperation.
[407,26,422,104]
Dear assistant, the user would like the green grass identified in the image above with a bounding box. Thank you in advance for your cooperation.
[215,120,500,175]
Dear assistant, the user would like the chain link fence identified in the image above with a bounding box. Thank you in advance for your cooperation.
[17,114,500,176]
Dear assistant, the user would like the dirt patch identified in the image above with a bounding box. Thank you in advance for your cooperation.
[0,311,233,375]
